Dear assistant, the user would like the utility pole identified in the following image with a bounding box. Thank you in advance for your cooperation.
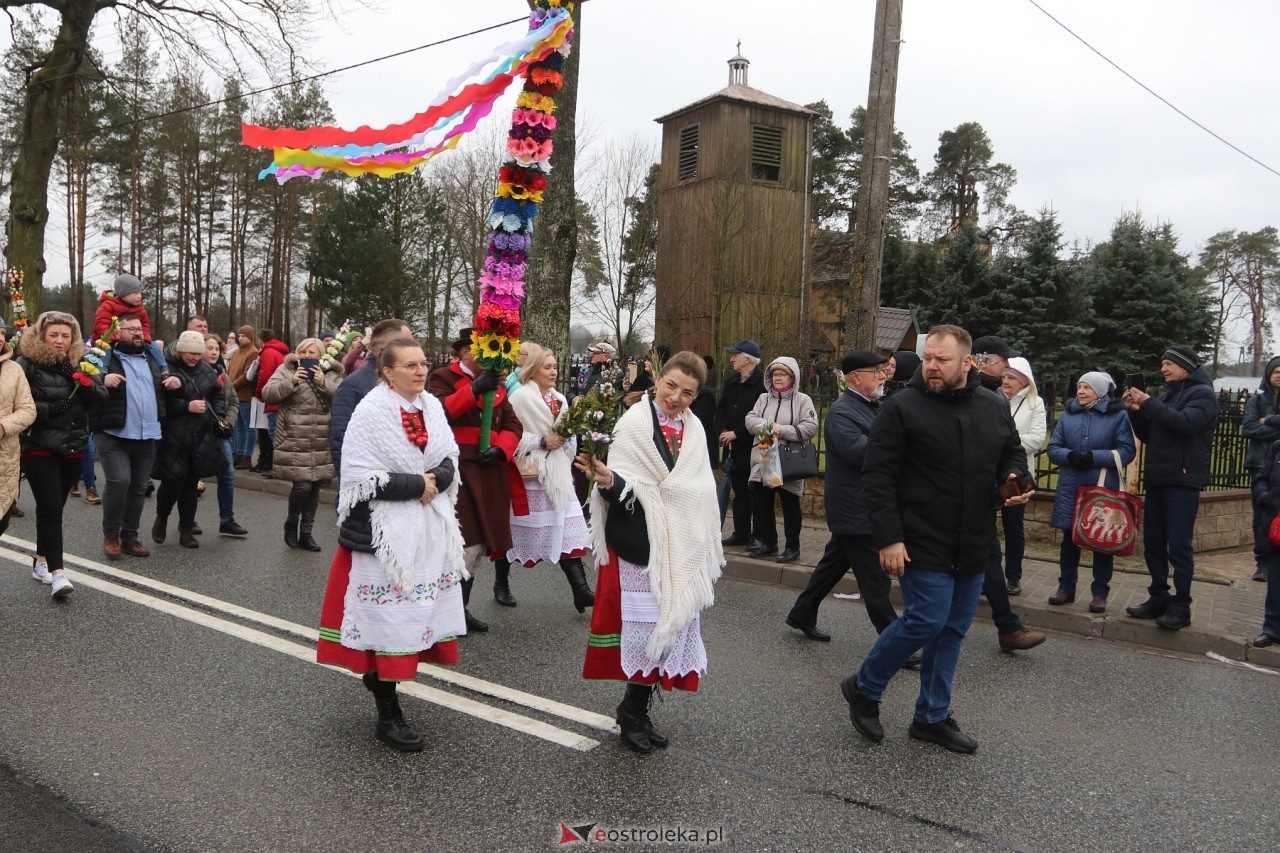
[844,0,903,352]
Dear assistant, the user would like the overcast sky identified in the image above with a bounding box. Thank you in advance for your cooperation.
[304,0,1278,254]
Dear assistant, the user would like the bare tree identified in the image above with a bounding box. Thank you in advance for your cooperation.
[575,136,657,352]
[1200,227,1280,374]
[1,0,343,312]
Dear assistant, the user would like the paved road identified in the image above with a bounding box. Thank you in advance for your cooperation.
[1,486,1276,851]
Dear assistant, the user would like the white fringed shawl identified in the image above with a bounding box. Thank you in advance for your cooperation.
[589,399,724,659]
[509,381,576,510]
[338,384,464,591]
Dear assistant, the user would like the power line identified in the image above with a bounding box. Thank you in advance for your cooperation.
[1,10,533,152]
[1024,0,1280,179]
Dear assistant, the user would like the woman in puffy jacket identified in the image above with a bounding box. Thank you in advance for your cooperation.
[744,356,818,563]
[262,337,343,552]
[17,311,107,596]
[997,356,1047,594]
[1045,371,1136,612]
[151,330,227,549]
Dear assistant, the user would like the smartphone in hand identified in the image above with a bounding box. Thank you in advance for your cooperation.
[1124,373,1146,393]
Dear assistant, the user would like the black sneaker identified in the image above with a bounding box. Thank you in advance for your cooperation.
[908,714,978,754]
[1253,569,1267,582]
[1006,580,1022,596]
[219,519,249,537]
[1125,598,1168,619]
[839,677,883,742]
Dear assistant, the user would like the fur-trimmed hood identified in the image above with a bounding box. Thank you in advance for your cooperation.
[18,312,86,366]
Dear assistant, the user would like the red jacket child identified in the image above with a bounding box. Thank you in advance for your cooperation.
[93,274,153,341]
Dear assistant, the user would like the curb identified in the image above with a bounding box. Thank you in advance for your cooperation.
[724,553,1275,665]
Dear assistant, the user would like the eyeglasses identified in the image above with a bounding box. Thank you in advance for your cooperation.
[853,367,890,376]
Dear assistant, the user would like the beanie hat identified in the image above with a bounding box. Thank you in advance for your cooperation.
[1162,346,1200,373]
[319,329,336,340]
[1079,371,1114,399]
[238,325,255,340]
[113,273,143,298]
[175,330,206,354]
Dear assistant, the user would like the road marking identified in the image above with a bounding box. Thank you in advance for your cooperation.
[1206,650,1279,675]
[0,542,600,751]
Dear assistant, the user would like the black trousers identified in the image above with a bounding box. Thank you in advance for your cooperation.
[727,453,753,538]
[156,474,201,532]
[22,454,81,572]
[750,482,802,550]
[288,480,323,532]
[788,533,897,633]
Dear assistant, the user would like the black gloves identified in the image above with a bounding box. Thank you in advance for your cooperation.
[476,447,505,466]
[49,399,72,417]
[56,359,77,380]
[1067,450,1092,469]
[470,370,501,397]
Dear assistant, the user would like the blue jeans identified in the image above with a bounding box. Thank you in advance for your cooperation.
[1058,529,1115,599]
[79,433,97,488]
[1143,485,1200,610]
[856,569,984,724]
[217,438,236,523]
[234,401,254,457]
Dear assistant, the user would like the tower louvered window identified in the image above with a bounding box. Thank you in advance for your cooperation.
[751,124,783,182]
[678,124,699,183]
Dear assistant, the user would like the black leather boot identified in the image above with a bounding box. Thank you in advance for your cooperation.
[461,577,488,633]
[284,516,299,549]
[559,557,595,613]
[615,683,653,754]
[493,558,517,607]
[297,519,322,552]
[363,672,423,752]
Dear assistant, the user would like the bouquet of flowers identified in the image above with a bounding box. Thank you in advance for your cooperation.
[756,420,784,488]
[556,381,620,463]
[70,316,118,397]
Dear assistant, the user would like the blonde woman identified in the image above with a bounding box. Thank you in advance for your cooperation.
[505,343,593,611]
[262,337,343,551]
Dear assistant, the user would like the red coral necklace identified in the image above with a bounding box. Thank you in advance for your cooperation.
[401,408,428,449]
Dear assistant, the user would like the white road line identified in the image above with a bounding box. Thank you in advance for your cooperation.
[0,543,599,751]
[1,534,618,733]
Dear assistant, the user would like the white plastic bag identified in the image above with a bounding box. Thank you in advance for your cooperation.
[760,443,784,488]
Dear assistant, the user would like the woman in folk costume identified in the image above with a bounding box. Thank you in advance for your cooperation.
[316,339,466,753]
[503,343,593,611]
[575,351,724,754]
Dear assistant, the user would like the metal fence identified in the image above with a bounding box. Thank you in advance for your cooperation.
[797,385,1253,494]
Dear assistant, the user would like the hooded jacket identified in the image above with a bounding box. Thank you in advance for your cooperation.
[92,290,152,342]
[1130,365,1218,489]
[16,313,107,456]
[862,365,1026,575]
[1242,354,1280,470]
[0,344,37,513]
[255,338,290,412]
[1004,356,1048,467]
[744,356,819,496]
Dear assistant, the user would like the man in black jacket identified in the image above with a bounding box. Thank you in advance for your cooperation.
[94,313,180,559]
[1122,346,1218,630]
[715,339,765,547]
[840,325,1029,754]
[786,351,903,644]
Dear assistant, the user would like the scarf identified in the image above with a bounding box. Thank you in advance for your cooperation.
[509,381,576,510]
[338,384,464,591]
[590,399,724,659]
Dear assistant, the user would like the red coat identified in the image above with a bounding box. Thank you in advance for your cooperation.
[255,339,290,412]
[93,292,152,341]
[429,363,524,552]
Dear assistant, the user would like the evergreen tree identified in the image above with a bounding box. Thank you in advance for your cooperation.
[1084,214,1215,379]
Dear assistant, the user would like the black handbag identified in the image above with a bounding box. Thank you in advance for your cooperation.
[777,440,817,481]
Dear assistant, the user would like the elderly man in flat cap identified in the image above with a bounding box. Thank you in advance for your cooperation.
[787,351,913,660]
[579,341,618,400]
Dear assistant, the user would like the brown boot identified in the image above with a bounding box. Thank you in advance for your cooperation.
[121,540,150,558]
[179,530,199,549]
[85,486,101,505]
[103,533,121,560]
